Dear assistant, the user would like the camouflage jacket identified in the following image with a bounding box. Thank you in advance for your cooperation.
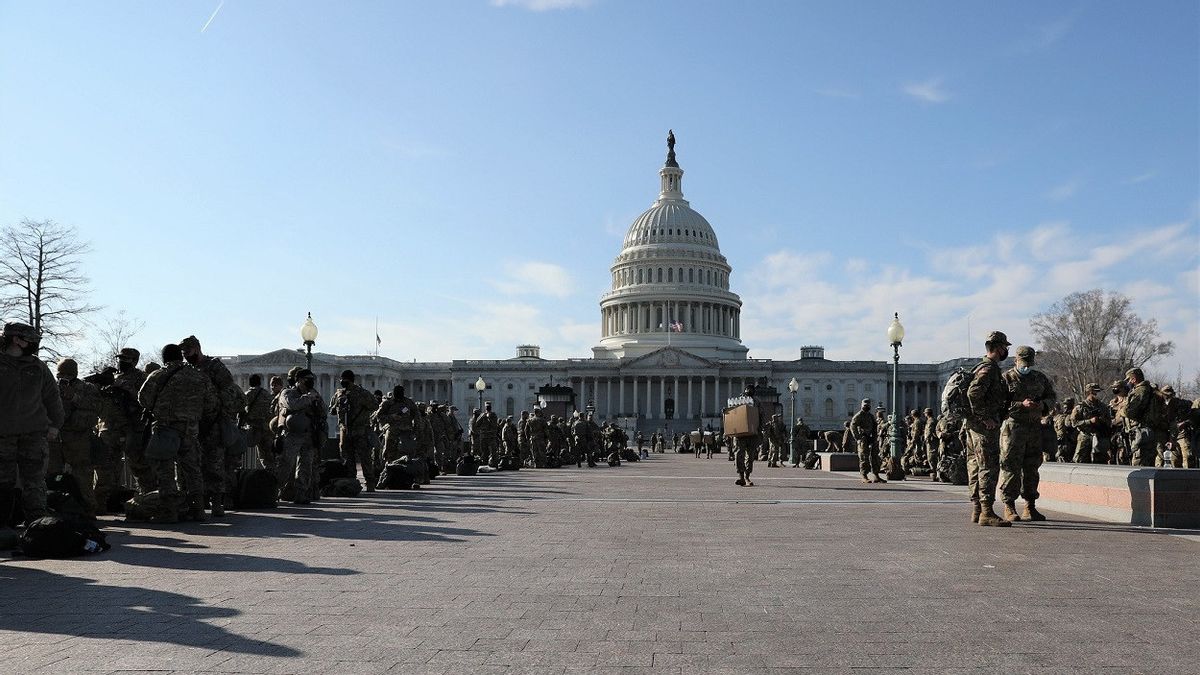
[1001,367,1056,426]
[966,357,1007,428]
[849,409,877,441]
[58,378,101,433]
[194,356,244,421]
[0,352,64,435]
[526,414,548,441]
[374,396,418,432]
[138,362,216,427]
[1124,382,1164,430]
[97,368,146,432]
[1072,398,1112,435]
[475,411,499,439]
[242,386,273,424]
[1053,411,1078,442]
[1164,396,1193,435]
[329,383,376,435]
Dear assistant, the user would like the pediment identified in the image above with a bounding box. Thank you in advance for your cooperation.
[236,348,326,367]
[620,347,717,371]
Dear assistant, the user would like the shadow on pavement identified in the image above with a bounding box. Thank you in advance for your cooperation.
[0,566,301,657]
[106,533,360,575]
[1020,519,1200,536]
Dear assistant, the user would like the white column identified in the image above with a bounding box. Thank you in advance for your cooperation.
[605,377,612,418]
[686,377,693,419]
[633,376,640,417]
[619,377,625,414]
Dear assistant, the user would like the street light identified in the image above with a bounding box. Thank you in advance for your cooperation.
[300,312,318,371]
[886,313,906,481]
[475,376,487,411]
[787,377,800,466]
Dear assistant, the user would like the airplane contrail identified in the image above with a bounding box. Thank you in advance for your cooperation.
[200,0,225,34]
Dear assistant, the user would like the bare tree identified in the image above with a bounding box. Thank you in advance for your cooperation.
[0,218,98,356]
[82,310,147,373]
[1031,289,1175,397]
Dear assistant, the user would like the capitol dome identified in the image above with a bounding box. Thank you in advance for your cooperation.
[593,133,748,360]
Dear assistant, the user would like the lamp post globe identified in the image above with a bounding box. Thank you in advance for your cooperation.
[887,312,906,481]
[787,377,800,466]
[300,312,318,371]
[475,376,487,411]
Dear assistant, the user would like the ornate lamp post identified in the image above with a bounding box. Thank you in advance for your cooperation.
[475,376,487,411]
[787,377,800,466]
[886,313,906,481]
[300,312,318,371]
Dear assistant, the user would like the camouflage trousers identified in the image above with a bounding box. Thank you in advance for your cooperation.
[244,422,275,471]
[48,431,97,516]
[1130,427,1159,467]
[150,424,203,501]
[477,435,500,465]
[999,420,1043,503]
[199,426,227,498]
[767,440,785,465]
[0,431,49,522]
[965,424,1001,506]
[1172,431,1195,468]
[857,437,880,476]
[278,433,314,503]
[98,426,153,497]
[734,436,757,477]
[927,445,941,479]
[530,437,548,468]
[1074,432,1109,464]
[382,427,417,463]
[339,428,377,487]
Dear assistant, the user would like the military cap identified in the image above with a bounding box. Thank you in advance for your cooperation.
[1125,367,1144,380]
[1109,380,1127,392]
[773,413,781,418]
[1015,345,1035,362]
[118,347,140,360]
[1085,383,1101,392]
[2,322,40,340]
[985,330,1011,346]
[56,358,78,379]
[144,362,161,374]
[924,407,932,413]
[179,335,200,348]
[1162,385,1175,395]
[450,405,458,411]
[861,398,871,405]
[295,368,315,380]
[340,369,355,380]
[287,366,304,379]
[1063,396,1076,405]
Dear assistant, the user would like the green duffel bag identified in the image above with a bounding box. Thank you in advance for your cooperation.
[145,426,182,461]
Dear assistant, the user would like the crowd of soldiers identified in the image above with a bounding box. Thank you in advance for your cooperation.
[2,319,1198,541]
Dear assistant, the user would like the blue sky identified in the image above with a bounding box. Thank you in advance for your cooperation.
[1,1,1197,377]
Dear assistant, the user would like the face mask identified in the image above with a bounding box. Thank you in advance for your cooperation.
[1017,366,1031,376]
[340,380,351,389]
[184,351,199,365]
[118,360,135,373]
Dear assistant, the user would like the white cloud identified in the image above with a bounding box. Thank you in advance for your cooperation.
[739,220,1200,379]
[491,261,575,298]
[490,0,593,10]
[1125,171,1157,185]
[1044,178,1083,201]
[902,77,951,104]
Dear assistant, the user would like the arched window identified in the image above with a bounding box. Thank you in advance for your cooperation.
[688,268,694,283]
[824,398,834,418]
[637,269,643,283]
[667,268,673,282]
[506,397,515,417]
[657,268,663,283]
[845,399,856,416]
[706,269,712,284]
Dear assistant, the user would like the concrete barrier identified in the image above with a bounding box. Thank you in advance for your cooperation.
[1036,464,1200,528]
[818,452,859,472]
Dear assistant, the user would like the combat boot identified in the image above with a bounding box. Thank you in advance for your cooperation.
[978,503,1012,527]
[1002,502,1021,522]
[187,495,208,522]
[735,474,745,486]
[872,473,887,484]
[1023,500,1047,522]
[861,473,871,484]
[970,501,981,523]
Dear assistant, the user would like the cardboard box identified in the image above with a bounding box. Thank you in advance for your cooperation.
[723,404,760,437]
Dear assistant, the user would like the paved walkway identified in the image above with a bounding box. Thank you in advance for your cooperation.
[3,453,1198,674]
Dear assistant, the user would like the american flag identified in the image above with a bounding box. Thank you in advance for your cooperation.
[670,321,684,333]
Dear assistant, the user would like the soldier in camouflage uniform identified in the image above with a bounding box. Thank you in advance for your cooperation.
[48,359,101,517]
[329,370,378,490]
[526,407,549,468]
[966,331,1013,527]
[375,385,418,463]
[850,398,885,483]
[516,410,531,467]
[242,374,275,471]
[95,348,150,503]
[822,429,842,453]
[180,335,245,517]
[138,344,216,522]
[1072,384,1112,463]
[475,402,500,466]
[998,346,1056,522]
[1052,398,1076,462]
[1108,381,1131,465]
[909,409,926,466]
[1123,368,1164,467]
[569,412,587,467]
[276,368,324,504]
[790,417,811,467]
[922,408,939,481]
[1161,386,1193,468]
[0,323,63,528]
[499,414,518,463]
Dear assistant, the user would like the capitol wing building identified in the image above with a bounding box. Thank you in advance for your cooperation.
[222,138,971,433]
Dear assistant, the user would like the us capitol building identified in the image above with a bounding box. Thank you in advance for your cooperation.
[221,135,970,433]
